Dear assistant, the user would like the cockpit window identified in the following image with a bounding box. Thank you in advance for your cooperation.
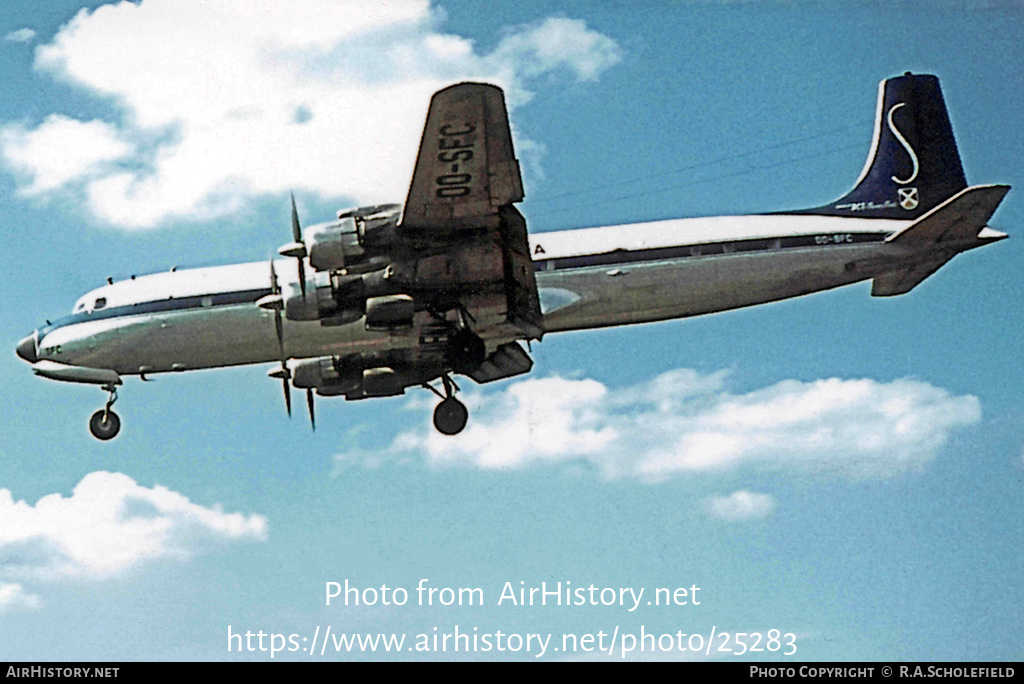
[75,302,86,313]
[94,297,107,310]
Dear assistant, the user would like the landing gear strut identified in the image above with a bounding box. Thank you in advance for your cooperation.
[89,384,121,440]
[446,329,486,376]
[428,302,486,377]
[425,375,468,436]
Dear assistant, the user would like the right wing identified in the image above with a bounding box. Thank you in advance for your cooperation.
[400,83,524,235]
[397,83,542,341]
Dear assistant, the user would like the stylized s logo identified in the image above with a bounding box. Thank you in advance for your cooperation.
[887,103,919,185]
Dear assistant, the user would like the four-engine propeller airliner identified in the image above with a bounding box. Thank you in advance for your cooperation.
[15,73,1010,440]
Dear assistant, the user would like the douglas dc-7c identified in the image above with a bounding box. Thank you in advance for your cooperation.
[15,73,1010,440]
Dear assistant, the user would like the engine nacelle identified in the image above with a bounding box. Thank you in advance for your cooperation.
[304,204,401,271]
[283,271,360,324]
[284,268,398,326]
[365,294,414,330]
[291,357,407,398]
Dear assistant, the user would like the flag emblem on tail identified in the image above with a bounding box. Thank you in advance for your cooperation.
[898,187,919,210]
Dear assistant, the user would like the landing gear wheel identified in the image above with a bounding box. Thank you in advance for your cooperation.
[447,330,486,376]
[89,410,121,440]
[433,398,468,436]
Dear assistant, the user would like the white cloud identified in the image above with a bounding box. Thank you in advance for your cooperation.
[0,582,41,612]
[337,369,981,482]
[4,28,36,43]
[705,491,775,521]
[1,115,133,195]
[2,0,622,228]
[491,17,624,82]
[0,471,267,585]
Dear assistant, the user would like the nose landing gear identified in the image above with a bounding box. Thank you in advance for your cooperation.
[89,384,121,440]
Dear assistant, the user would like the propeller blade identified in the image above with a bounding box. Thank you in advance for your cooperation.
[273,309,284,353]
[290,192,302,242]
[283,373,292,417]
[306,388,316,431]
[268,256,291,418]
[268,257,285,352]
[297,258,307,298]
[289,193,307,298]
[268,365,292,417]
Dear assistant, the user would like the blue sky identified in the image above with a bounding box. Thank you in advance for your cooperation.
[1,0,1021,661]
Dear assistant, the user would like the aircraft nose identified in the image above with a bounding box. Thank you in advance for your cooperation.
[16,332,38,364]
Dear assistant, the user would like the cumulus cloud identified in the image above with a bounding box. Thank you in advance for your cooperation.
[1,115,133,196]
[0,583,41,612]
[1,0,622,228]
[0,472,267,593]
[337,369,981,482]
[4,28,36,43]
[705,491,775,521]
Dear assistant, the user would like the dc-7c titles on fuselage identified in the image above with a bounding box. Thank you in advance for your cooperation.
[15,73,1010,440]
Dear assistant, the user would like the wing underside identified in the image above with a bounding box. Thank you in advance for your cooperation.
[401,83,524,233]
[399,82,541,342]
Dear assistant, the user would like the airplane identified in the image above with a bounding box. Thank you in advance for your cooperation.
[15,72,1010,441]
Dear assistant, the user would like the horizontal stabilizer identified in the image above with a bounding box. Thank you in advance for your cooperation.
[871,258,950,297]
[872,184,1010,296]
[884,184,1009,245]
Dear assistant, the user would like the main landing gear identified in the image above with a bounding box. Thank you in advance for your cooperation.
[424,375,469,436]
[89,384,121,440]
[420,306,484,436]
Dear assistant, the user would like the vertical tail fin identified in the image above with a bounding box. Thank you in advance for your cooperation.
[798,73,967,219]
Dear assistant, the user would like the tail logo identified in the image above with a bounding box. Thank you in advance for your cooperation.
[887,103,920,185]
[898,187,919,210]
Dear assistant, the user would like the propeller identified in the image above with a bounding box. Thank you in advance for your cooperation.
[258,194,317,430]
[288,196,317,432]
[278,193,308,298]
[259,258,292,417]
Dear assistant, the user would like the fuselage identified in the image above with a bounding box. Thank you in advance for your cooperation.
[20,212,932,379]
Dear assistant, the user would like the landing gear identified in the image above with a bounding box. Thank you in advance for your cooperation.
[446,329,486,376]
[422,303,482,435]
[424,375,469,436]
[434,397,468,435]
[89,409,121,440]
[89,384,121,440]
[427,301,485,377]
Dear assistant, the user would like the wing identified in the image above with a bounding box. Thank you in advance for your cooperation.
[397,83,542,342]
[400,83,524,233]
